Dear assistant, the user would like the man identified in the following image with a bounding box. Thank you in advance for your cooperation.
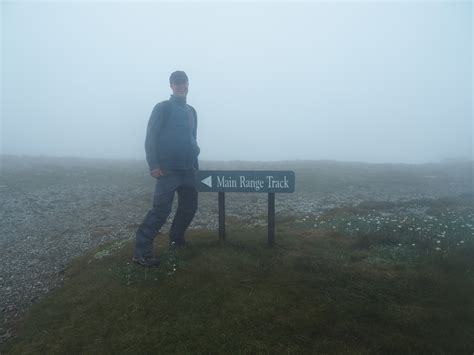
[132,70,200,267]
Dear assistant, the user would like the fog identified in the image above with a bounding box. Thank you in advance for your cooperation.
[1,1,472,164]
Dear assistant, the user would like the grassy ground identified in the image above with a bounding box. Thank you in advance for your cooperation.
[3,195,474,354]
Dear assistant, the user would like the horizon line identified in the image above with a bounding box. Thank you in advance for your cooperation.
[1,153,472,166]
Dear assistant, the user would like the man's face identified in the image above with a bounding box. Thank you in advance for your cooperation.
[170,81,189,97]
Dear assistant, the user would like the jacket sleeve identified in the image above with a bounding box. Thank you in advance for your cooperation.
[190,106,200,170]
[145,103,164,171]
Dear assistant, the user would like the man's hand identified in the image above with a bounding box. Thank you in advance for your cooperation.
[150,168,165,178]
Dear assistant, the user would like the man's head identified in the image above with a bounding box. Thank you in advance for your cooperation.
[169,70,189,98]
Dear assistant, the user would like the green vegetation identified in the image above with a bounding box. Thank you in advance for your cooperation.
[3,194,473,354]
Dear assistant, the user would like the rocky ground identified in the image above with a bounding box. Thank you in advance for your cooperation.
[0,155,472,344]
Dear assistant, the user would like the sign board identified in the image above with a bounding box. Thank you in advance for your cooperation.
[195,170,295,193]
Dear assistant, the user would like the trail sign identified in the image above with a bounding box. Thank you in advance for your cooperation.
[195,170,295,193]
[195,170,296,245]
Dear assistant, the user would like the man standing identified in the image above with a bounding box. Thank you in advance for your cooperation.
[133,71,200,267]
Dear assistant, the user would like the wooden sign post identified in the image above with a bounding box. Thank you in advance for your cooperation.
[196,170,296,245]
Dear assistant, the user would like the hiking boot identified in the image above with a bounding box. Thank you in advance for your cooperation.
[132,255,161,267]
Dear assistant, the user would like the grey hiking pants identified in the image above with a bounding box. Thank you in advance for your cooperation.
[133,169,198,258]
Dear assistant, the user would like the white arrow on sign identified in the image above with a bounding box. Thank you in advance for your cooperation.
[201,176,212,188]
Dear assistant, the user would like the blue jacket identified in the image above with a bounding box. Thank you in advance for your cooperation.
[145,95,200,171]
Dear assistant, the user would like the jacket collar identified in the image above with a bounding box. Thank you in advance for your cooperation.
[169,94,187,107]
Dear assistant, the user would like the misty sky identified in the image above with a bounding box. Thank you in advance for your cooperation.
[1,1,472,164]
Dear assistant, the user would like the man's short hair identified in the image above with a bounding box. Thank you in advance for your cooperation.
[170,71,189,84]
